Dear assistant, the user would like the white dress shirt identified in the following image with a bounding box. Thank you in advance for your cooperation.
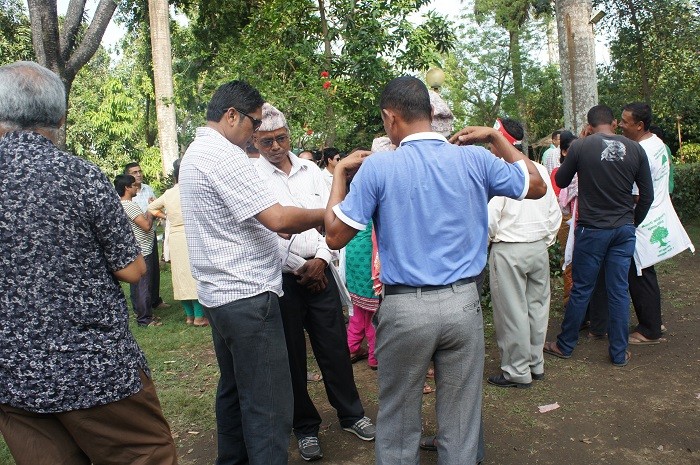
[488,162,562,246]
[256,152,333,273]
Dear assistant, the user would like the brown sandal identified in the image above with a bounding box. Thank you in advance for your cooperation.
[543,341,570,359]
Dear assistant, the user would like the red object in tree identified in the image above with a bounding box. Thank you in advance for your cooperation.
[306,129,313,135]
[323,80,331,89]
[320,71,329,78]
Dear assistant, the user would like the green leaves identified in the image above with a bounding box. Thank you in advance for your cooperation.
[0,0,34,63]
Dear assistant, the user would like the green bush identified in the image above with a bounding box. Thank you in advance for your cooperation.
[672,162,700,220]
[678,143,700,164]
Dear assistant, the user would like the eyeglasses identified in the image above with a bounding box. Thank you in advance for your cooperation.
[228,107,262,132]
[257,133,289,148]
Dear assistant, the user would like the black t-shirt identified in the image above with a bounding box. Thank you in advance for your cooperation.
[555,133,653,229]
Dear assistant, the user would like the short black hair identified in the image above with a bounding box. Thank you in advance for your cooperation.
[587,105,614,127]
[114,174,135,196]
[649,125,665,142]
[623,102,652,131]
[552,130,562,139]
[206,80,265,122]
[322,147,341,164]
[500,118,525,142]
[559,130,578,154]
[123,162,140,174]
[379,76,432,123]
[172,158,181,183]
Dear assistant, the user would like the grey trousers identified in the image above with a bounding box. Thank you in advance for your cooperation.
[489,240,550,384]
[374,282,484,465]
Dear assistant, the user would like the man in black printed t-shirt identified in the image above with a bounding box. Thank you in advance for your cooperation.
[544,104,653,367]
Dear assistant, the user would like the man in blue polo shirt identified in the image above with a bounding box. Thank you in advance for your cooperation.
[325,76,546,465]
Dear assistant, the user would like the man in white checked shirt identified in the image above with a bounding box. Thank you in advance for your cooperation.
[179,81,325,465]
[253,103,375,462]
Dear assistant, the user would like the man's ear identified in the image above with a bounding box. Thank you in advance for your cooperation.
[382,108,396,128]
[223,107,238,127]
[611,119,618,131]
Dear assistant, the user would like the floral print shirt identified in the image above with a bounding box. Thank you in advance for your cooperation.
[0,131,150,413]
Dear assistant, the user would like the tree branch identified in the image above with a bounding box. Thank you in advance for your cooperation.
[60,0,87,63]
[27,0,62,73]
[64,0,118,83]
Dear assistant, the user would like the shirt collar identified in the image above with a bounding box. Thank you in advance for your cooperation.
[256,151,307,176]
[196,126,246,156]
[398,131,448,146]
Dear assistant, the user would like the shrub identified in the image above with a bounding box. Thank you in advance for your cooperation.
[677,143,700,164]
[672,162,700,220]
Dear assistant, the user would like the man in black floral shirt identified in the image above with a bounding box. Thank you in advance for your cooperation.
[0,61,177,464]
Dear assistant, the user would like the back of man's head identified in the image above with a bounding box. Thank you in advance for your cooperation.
[623,102,652,131]
[559,130,578,152]
[172,158,182,182]
[500,118,525,142]
[0,61,66,131]
[587,105,615,128]
[114,174,135,196]
[206,80,264,123]
[380,76,432,123]
[649,125,665,142]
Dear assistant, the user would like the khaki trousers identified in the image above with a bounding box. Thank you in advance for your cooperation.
[0,370,177,465]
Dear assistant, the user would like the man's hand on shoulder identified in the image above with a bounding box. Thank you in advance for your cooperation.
[337,150,372,182]
[449,126,497,146]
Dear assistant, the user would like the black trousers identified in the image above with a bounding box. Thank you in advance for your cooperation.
[628,263,663,339]
[148,235,163,308]
[279,268,364,439]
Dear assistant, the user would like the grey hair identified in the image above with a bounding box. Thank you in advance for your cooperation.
[0,61,66,130]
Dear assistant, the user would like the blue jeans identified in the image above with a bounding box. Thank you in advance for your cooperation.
[557,224,636,364]
[204,292,293,465]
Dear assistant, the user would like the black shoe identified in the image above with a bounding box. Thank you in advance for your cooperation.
[487,373,531,389]
[532,372,545,381]
[298,436,323,461]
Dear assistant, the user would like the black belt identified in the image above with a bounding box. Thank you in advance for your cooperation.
[384,277,475,296]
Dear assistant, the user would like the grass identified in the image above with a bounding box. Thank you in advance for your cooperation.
[0,263,218,464]
[1,217,698,464]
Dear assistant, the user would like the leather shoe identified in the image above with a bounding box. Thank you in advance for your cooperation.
[487,373,531,389]
[532,372,545,381]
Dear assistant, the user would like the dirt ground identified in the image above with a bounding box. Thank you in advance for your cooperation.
[178,248,699,465]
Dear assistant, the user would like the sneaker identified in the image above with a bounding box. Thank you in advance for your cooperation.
[298,436,323,461]
[343,416,376,441]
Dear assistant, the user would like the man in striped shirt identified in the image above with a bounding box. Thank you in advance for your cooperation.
[115,174,161,327]
[254,104,375,462]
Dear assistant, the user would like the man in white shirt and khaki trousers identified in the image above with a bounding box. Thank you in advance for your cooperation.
[486,120,562,389]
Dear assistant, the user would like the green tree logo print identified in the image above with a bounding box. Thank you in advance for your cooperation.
[650,226,669,247]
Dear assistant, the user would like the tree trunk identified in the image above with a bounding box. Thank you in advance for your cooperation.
[148,0,179,177]
[555,0,598,134]
[509,29,529,156]
[317,0,336,147]
[27,0,118,150]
